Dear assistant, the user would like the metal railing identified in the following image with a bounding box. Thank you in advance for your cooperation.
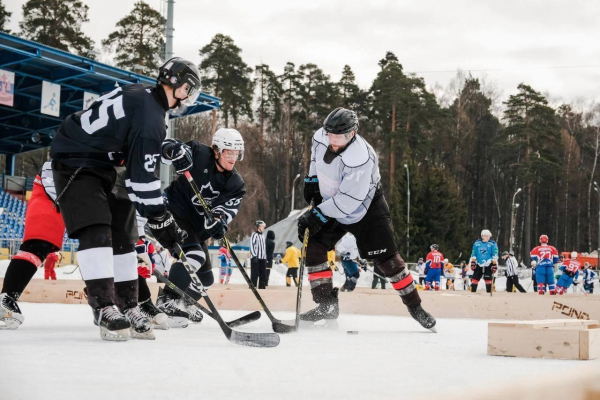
[0,238,79,261]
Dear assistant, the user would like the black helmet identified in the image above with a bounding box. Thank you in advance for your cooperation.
[158,57,201,107]
[430,244,439,251]
[323,107,359,135]
[286,241,293,248]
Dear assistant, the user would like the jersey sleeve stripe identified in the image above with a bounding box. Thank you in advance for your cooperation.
[127,193,164,205]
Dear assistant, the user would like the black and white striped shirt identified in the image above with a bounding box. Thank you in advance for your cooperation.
[505,256,519,277]
[250,231,266,260]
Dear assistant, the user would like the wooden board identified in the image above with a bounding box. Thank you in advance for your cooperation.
[488,320,600,360]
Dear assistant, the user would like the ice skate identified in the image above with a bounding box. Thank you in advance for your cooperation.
[156,288,189,328]
[407,304,437,333]
[124,306,155,340]
[93,305,131,341]
[0,293,24,330]
[299,288,339,328]
[139,298,169,330]
[185,302,204,323]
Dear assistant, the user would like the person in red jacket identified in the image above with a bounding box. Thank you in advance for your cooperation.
[44,252,60,280]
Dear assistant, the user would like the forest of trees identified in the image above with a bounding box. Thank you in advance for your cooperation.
[4,0,600,263]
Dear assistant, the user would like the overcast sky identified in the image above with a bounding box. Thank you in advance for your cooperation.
[5,0,600,106]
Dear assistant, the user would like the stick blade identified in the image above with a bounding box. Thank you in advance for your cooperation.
[229,331,280,348]
[227,311,261,328]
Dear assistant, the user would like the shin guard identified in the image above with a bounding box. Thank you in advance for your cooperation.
[375,253,420,307]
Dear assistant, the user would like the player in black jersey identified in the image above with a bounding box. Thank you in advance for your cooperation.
[148,128,246,324]
[49,57,199,341]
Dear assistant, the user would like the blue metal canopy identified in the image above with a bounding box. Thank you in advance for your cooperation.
[0,32,219,160]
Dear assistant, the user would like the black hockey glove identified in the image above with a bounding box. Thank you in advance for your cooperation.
[204,211,228,240]
[358,259,368,271]
[303,175,323,205]
[147,211,187,249]
[297,206,328,242]
[161,138,193,174]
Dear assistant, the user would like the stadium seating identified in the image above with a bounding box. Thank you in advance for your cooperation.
[0,191,78,251]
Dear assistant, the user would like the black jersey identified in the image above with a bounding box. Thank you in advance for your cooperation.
[164,141,245,240]
[50,84,169,218]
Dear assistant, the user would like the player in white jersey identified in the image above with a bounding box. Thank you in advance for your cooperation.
[298,107,436,332]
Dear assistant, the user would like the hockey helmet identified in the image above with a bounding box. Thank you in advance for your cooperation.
[443,258,449,263]
[502,251,509,257]
[323,107,359,139]
[509,250,515,257]
[571,251,577,259]
[531,260,537,267]
[539,234,549,244]
[481,229,492,239]
[158,57,201,107]
[430,244,439,251]
[212,128,245,161]
[584,262,590,268]
[255,220,266,228]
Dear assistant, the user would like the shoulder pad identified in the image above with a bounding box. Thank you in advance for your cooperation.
[340,135,370,167]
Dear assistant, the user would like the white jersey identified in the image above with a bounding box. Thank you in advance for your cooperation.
[416,262,426,277]
[310,129,381,225]
[336,233,359,260]
[40,161,57,201]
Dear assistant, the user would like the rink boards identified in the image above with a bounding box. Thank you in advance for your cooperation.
[4,278,599,322]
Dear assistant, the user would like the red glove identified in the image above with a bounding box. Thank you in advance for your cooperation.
[470,260,477,271]
[137,253,154,279]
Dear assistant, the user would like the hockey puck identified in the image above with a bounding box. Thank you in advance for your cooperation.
[347,330,359,334]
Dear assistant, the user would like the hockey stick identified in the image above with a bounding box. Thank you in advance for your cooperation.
[63,265,79,274]
[294,219,310,330]
[453,252,462,264]
[182,171,295,334]
[152,271,261,328]
[171,242,279,348]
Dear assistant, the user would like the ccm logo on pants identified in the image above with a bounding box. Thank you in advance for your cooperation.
[368,249,387,255]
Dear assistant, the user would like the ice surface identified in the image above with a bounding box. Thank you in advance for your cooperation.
[1,302,597,400]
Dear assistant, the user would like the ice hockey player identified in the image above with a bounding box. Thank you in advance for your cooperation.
[0,162,66,329]
[48,57,197,340]
[581,263,596,294]
[337,233,362,292]
[469,230,498,293]
[218,246,233,285]
[298,107,436,332]
[556,252,581,295]
[425,245,444,291]
[279,241,301,287]
[416,258,426,286]
[529,234,559,295]
[443,259,455,290]
[153,128,246,325]
[44,252,60,280]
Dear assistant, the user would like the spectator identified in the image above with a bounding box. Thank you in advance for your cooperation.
[218,246,232,285]
[416,258,426,286]
[503,251,526,293]
[443,259,455,290]
[250,220,267,289]
[265,230,276,287]
[44,252,59,280]
[279,241,301,287]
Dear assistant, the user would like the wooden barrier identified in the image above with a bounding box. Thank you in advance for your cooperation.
[4,278,599,322]
[488,319,600,360]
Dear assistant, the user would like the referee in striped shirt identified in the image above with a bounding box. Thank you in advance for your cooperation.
[502,251,526,293]
[250,220,267,289]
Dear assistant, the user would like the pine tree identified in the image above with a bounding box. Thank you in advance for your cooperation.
[0,0,11,34]
[102,1,165,73]
[279,62,302,200]
[19,0,94,56]
[199,34,254,130]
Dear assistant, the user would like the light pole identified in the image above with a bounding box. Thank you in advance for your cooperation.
[510,188,522,254]
[291,174,301,211]
[404,164,410,258]
[594,181,600,269]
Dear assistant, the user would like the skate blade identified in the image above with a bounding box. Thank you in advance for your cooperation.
[153,322,170,330]
[299,319,339,330]
[153,313,168,325]
[0,317,23,330]
[130,327,156,340]
[100,327,130,341]
[167,316,189,328]
[428,326,437,333]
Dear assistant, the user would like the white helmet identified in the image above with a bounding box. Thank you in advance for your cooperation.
[212,128,244,160]
[481,229,492,238]
[444,258,448,263]
[571,251,577,259]
[531,260,537,267]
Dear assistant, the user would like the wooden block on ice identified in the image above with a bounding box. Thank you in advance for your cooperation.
[488,320,600,360]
